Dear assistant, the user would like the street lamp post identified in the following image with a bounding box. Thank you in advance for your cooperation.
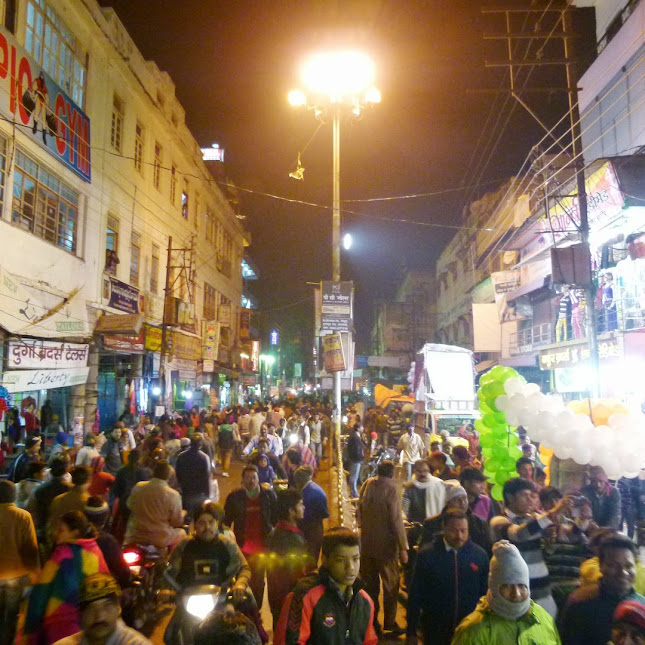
[289,51,379,522]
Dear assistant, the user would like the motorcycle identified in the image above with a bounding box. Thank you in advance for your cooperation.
[122,543,168,629]
[164,584,231,645]
[358,445,399,485]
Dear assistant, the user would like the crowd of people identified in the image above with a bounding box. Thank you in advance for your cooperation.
[1,398,645,645]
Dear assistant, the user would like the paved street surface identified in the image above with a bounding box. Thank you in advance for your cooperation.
[148,455,407,644]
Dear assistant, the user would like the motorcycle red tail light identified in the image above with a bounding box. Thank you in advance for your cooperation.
[123,550,141,565]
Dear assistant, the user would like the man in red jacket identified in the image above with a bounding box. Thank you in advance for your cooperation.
[275,527,378,645]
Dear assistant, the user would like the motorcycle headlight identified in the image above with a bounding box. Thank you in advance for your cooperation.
[289,433,299,445]
[184,593,217,621]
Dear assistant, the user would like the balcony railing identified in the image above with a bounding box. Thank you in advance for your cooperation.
[509,322,552,356]
[509,297,645,355]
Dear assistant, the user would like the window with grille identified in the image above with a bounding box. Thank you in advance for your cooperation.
[153,142,162,189]
[203,282,217,320]
[110,94,123,152]
[12,148,79,253]
[105,214,119,275]
[170,164,177,204]
[25,0,87,107]
[150,243,160,294]
[181,186,188,219]
[130,230,141,286]
[134,122,144,175]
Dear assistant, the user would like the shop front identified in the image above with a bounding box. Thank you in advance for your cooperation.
[164,329,202,412]
[1,338,90,443]
[95,313,145,431]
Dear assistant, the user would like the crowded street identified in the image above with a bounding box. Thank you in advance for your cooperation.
[1,0,645,644]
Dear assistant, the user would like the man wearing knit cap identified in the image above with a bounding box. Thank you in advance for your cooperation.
[611,600,645,644]
[490,476,571,617]
[451,540,561,644]
[52,572,151,644]
[407,509,489,645]
[558,534,645,645]
[419,481,491,555]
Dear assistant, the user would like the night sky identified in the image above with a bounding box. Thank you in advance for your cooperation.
[99,0,593,353]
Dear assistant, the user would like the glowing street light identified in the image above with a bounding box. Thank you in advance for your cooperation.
[289,51,378,519]
[343,233,353,250]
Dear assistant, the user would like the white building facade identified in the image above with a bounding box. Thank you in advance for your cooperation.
[0,0,247,435]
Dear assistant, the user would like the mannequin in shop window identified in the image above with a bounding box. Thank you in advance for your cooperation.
[571,289,585,340]
[603,272,619,331]
[555,285,573,342]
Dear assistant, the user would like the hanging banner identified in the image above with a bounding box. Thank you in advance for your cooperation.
[218,303,231,327]
[322,333,346,372]
[171,330,202,361]
[202,321,221,360]
[239,309,250,339]
[144,325,162,352]
[321,281,353,332]
[0,26,91,182]
[105,278,140,314]
[7,339,89,369]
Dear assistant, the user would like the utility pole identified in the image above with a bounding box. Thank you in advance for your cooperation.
[482,2,601,396]
[158,236,197,410]
[563,6,600,396]
[159,235,173,408]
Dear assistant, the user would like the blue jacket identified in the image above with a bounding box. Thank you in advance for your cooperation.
[407,538,489,645]
[301,480,330,524]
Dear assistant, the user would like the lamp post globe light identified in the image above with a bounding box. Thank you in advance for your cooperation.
[289,50,379,516]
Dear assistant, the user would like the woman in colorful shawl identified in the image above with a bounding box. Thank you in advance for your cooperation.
[22,510,109,644]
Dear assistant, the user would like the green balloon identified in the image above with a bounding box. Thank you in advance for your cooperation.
[482,414,498,428]
[491,444,507,459]
[502,456,517,471]
[477,388,488,402]
[479,434,495,448]
[508,433,520,446]
[492,426,508,441]
[495,470,510,486]
[491,483,505,501]
[483,470,496,481]
[479,372,496,387]
[481,446,495,459]
[479,402,494,416]
[485,458,501,472]
[509,446,523,460]
[493,411,506,425]
[474,419,487,433]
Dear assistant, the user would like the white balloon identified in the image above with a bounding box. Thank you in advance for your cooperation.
[523,382,541,396]
[495,395,509,412]
[573,447,593,465]
[518,408,540,429]
[556,409,576,430]
[621,452,645,473]
[609,413,629,429]
[526,392,546,411]
[572,414,593,432]
[504,378,524,396]
[507,393,527,414]
[505,410,521,427]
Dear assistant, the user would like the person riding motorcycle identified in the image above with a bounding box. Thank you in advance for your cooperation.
[163,502,256,644]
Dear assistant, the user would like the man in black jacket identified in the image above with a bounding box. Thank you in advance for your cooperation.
[406,509,489,645]
[175,433,212,521]
[275,527,378,645]
[224,464,276,605]
[346,423,365,498]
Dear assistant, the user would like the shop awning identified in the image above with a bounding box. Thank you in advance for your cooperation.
[0,266,89,338]
[475,359,497,373]
[506,276,551,302]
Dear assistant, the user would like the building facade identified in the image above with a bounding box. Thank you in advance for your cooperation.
[0,0,250,436]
